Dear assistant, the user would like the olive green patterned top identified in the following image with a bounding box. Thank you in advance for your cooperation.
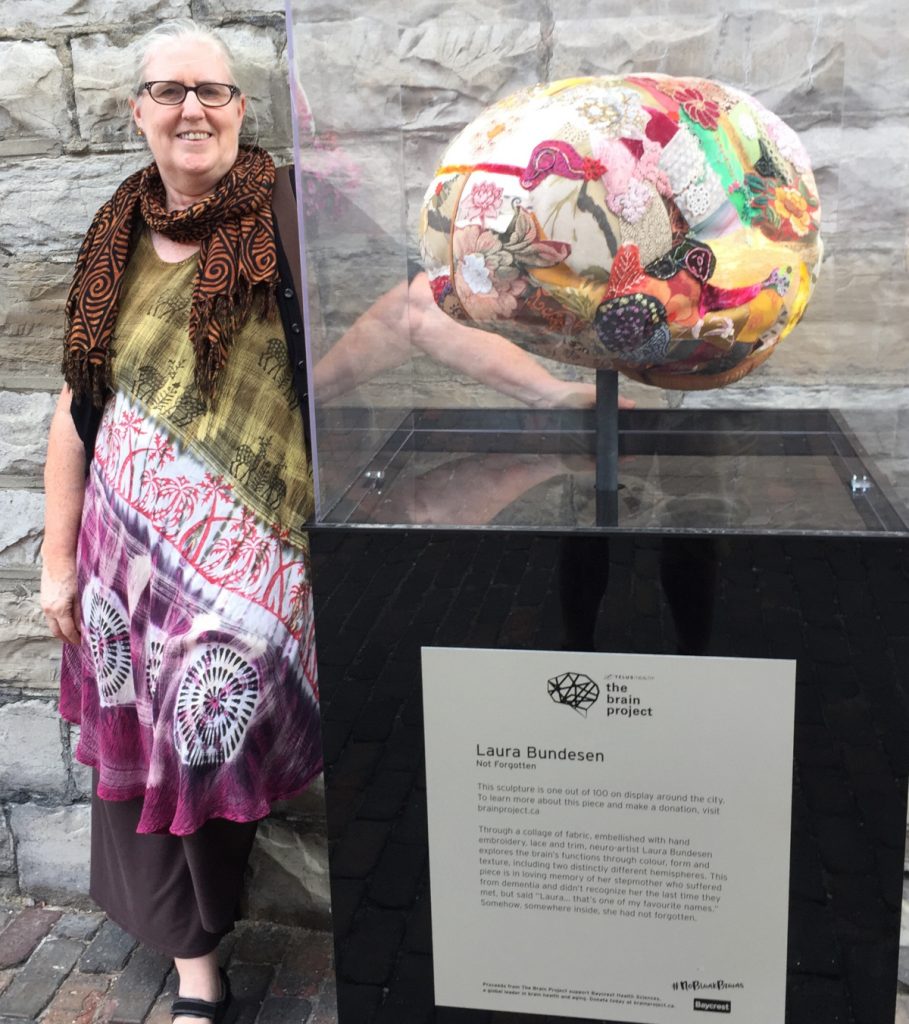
[109,229,313,548]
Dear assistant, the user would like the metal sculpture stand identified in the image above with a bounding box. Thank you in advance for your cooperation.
[595,369,619,526]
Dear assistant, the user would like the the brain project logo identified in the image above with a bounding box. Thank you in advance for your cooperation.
[547,672,599,717]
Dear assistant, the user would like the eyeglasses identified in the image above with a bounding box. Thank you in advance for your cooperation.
[141,81,240,107]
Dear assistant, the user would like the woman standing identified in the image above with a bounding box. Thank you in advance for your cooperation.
[40,18,630,1023]
[41,22,320,1024]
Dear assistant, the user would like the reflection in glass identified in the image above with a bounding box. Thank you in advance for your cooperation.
[558,536,718,655]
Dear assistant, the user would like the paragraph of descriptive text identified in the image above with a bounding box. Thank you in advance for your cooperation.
[476,783,728,924]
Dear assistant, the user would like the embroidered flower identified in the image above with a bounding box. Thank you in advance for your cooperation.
[454,226,509,275]
[746,173,819,240]
[771,186,814,237]
[461,252,493,294]
[682,181,715,219]
[452,208,571,321]
[453,227,520,318]
[676,87,721,131]
[582,157,607,181]
[462,181,505,226]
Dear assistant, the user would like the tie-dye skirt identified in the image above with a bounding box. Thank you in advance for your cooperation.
[60,393,322,836]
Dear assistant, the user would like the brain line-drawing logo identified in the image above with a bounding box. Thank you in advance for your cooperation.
[547,671,599,717]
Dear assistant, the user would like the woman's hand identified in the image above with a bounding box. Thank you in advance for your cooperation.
[40,555,82,644]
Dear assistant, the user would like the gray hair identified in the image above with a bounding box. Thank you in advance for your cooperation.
[132,21,241,97]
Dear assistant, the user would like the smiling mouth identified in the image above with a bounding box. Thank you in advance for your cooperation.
[177,131,213,140]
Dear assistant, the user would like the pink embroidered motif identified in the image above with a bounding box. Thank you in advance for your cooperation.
[461,180,505,226]
[95,404,311,643]
[520,140,603,190]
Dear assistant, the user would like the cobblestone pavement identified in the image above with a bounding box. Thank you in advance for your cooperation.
[0,902,337,1024]
[1,889,909,1023]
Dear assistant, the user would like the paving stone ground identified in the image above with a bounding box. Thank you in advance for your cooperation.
[0,903,337,1024]
[2,865,909,1023]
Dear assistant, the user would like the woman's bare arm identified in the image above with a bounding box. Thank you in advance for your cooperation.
[41,386,87,644]
[407,274,600,409]
[311,273,599,407]
[311,273,634,409]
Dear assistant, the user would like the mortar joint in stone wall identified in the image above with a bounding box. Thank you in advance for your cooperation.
[60,38,82,144]
[60,720,87,806]
[538,1,554,81]
[0,801,19,890]
[2,790,87,810]
[219,14,287,32]
[0,693,57,709]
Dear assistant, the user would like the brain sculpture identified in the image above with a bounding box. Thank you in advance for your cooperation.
[419,76,822,390]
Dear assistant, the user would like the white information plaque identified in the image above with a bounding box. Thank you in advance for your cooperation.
[421,648,795,1023]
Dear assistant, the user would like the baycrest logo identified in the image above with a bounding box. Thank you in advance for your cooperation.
[547,672,599,717]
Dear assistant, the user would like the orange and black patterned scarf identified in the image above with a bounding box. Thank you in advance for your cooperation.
[64,145,279,405]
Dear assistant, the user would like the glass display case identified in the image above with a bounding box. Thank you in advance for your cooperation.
[286,3,909,1022]
[288,0,908,535]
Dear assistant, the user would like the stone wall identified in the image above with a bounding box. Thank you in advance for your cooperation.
[1,0,907,908]
[0,0,329,925]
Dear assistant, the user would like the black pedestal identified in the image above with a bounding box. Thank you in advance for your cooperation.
[310,529,909,1024]
[308,409,909,1024]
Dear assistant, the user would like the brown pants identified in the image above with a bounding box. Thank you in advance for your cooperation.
[90,772,259,958]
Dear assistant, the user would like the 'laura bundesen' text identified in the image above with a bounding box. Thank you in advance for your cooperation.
[477,745,605,765]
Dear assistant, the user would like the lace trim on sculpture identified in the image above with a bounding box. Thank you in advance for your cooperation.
[575,86,648,137]
[658,125,705,194]
[677,166,728,223]
[558,120,590,148]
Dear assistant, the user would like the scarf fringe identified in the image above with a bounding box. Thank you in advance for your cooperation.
[62,344,112,408]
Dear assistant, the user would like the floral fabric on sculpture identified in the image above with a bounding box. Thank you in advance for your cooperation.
[420,75,823,390]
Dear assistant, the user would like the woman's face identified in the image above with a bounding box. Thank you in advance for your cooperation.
[131,38,246,203]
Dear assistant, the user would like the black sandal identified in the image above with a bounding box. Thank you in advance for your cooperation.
[171,968,237,1023]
